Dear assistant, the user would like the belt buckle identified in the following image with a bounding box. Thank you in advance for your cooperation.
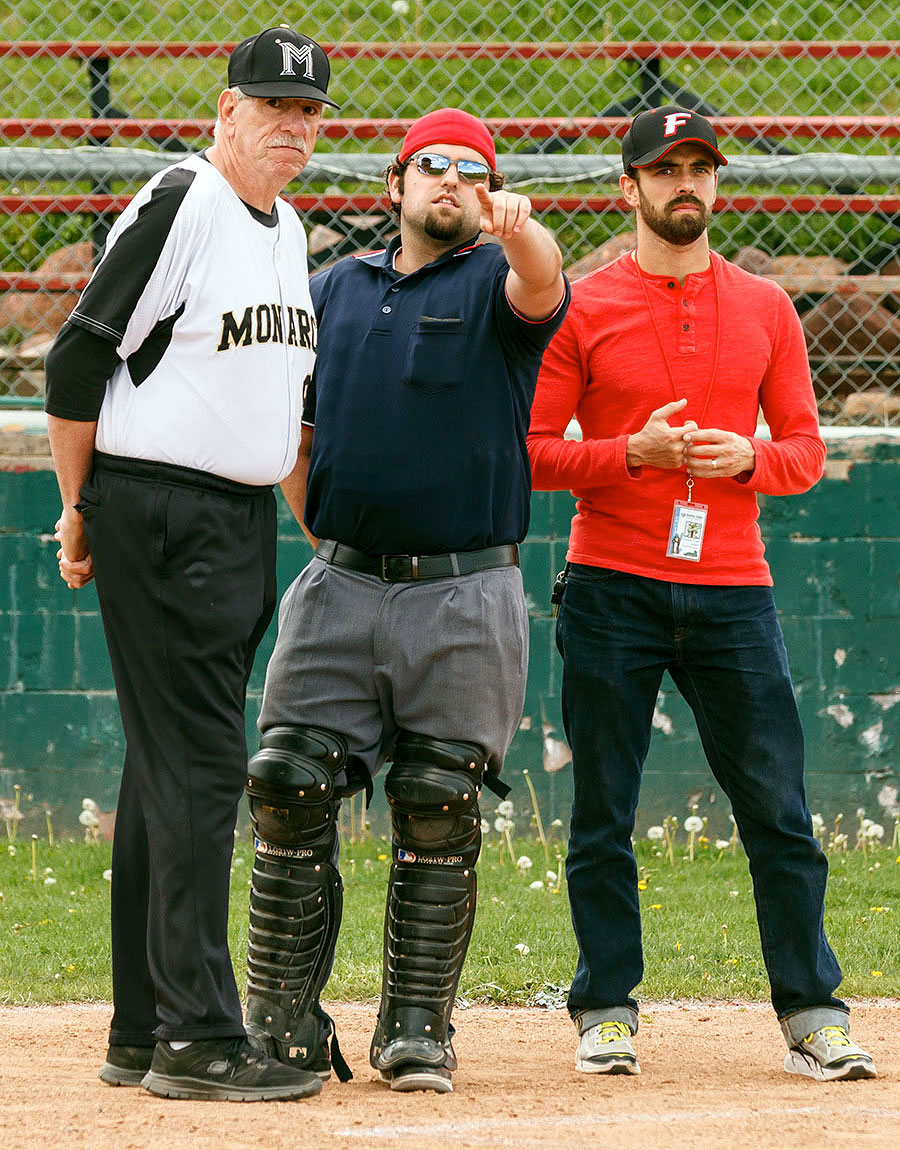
[381,554,419,581]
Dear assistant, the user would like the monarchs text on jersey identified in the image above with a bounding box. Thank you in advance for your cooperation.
[68,153,316,486]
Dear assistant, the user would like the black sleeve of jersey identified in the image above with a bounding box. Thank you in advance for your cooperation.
[44,321,121,420]
[69,165,196,342]
[304,266,332,427]
[302,369,317,426]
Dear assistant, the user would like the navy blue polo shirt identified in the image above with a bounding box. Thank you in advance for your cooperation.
[304,234,569,554]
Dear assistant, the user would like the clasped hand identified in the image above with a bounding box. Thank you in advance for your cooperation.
[627,398,755,477]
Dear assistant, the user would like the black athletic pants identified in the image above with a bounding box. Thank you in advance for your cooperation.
[80,453,277,1044]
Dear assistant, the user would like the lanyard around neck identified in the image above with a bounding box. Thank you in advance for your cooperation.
[634,251,721,432]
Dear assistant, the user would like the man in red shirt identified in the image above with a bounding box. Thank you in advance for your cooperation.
[527,106,876,1082]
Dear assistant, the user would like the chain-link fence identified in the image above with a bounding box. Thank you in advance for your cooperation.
[1,3,899,423]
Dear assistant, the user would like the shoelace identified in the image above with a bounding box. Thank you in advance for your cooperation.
[807,1025,851,1047]
[596,1020,632,1044]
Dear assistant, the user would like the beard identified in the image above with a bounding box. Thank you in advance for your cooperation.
[422,205,476,243]
[638,187,711,245]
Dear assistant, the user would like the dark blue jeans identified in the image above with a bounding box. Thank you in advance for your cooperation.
[557,565,845,1021]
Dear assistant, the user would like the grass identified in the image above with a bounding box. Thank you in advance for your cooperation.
[2,828,898,1008]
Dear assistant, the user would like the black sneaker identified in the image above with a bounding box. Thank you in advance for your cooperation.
[99,1044,156,1086]
[141,1037,322,1101]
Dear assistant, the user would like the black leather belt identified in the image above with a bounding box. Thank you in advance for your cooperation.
[315,540,519,582]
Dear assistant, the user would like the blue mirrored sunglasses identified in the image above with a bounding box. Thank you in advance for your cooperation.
[413,152,491,183]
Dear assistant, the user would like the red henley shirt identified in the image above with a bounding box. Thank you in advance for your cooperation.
[527,250,825,585]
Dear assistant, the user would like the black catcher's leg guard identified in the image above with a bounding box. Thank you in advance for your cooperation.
[370,732,485,1091]
[245,725,351,1080]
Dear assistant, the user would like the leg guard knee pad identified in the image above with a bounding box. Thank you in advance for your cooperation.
[371,732,486,1074]
[245,725,347,1077]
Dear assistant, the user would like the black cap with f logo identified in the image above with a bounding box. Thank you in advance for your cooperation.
[622,106,727,171]
[228,25,340,107]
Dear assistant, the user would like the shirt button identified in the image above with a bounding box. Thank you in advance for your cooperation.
[381,305,392,314]
[668,281,676,289]
[682,323,690,331]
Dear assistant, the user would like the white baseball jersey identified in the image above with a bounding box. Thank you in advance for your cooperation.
[69,152,316,485]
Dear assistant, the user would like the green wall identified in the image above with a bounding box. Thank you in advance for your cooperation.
[2,434,898,840]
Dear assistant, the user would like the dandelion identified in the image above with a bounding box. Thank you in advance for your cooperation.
[684,815,702,862]
[514,942,530,956]
[545,870,557,883]
[491,817,516,867]
[516,855,533,875]
[662,815,678,866]
[7,844,16,857]
[497,800,515,819]
[43,876,57,886]
[11,784,21,843]
[79,807,100,844]
[522,769,551,869]
[647,825,665,842]
[870,970,883,978]
[865,823,885,841]
[729,813,740,854]
[102,869,112,881]
[715,838,730,853]
[480,819,490,834]
[529,880,545,891]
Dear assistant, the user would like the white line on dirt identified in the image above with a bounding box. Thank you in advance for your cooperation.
[335,1104,900,1142]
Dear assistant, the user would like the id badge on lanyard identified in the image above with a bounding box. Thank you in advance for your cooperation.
[666,476,707,562]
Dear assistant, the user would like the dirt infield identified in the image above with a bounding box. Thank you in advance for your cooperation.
[3,1000,898,1150]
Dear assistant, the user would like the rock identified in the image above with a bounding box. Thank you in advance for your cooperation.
[802,293,900,356]
[0,241,92,341]
[566,231,636,281]
[768,253,849,278]
[841,389,900,423]
[732,246,775,275]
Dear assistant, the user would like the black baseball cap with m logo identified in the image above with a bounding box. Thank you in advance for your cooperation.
[228,25,340,107]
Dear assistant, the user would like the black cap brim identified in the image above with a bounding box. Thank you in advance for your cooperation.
[631,138,727,167]
[238,79,340,108]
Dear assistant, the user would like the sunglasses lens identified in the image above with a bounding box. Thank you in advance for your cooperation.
[416,153,450,176]
[457,160,490,182]
[414,153,490,182]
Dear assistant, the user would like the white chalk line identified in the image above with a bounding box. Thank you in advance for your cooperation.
[335,1104,900,1142]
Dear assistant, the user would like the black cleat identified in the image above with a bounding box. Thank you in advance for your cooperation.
[99,1043,156,1086]
[141,1037,323,1101]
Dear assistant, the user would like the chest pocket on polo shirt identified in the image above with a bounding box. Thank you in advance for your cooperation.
[402,316,464,394]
